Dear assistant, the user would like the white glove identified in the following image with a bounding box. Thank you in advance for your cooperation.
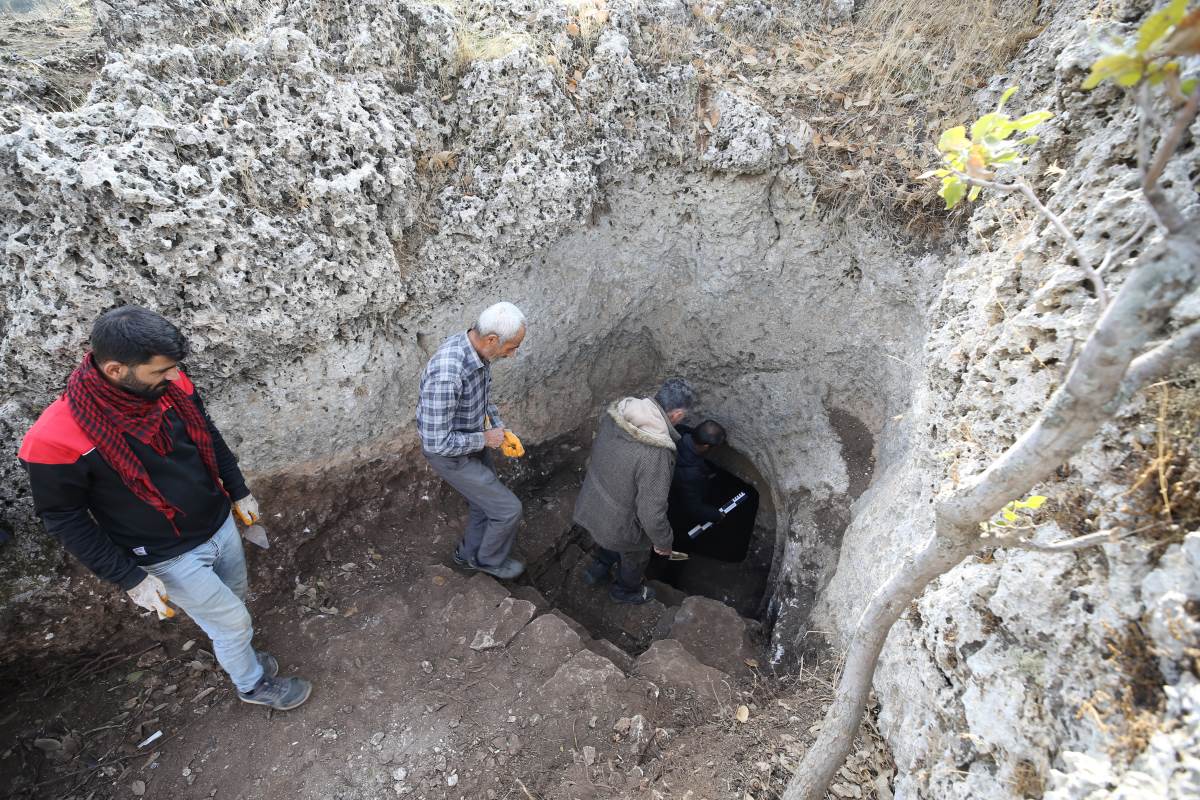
[233,494,260,525]
[127,574,175,619]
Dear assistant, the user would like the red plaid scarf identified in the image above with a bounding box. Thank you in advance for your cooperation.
[66,354,226,534]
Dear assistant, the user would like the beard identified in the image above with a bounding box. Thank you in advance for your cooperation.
[117,373,171,400]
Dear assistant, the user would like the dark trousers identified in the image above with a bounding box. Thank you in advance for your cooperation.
[591,546,651,592]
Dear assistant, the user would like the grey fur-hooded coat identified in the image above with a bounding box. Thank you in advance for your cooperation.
[572,398,679,553]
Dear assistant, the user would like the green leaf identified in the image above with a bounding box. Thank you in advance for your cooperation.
[967,184,982,202]
[940,175,966,209]
[971,112,1015,142]
[997,86,1018,110]
[1015,135,1040,146]
[1183,77,1199,94]
[1002,509,1018,522]
[938,126,969,153]
[1024,495,1048,509]
[1083,53,1145,90]
[918,168,950,179]
[1117,66,1147,87]
[1136,0,1188,55]
[1012,110,1053,131]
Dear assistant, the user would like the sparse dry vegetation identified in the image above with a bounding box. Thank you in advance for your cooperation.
[638,0,1048,227]
[1122,366,1200,555]
[1075,621,1169,765]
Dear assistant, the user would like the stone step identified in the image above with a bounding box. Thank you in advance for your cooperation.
[664,595,759,677]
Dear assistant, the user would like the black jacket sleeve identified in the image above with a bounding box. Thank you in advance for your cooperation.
[191,387,250,501]
[24,460,147,590]
[675,471,724,524]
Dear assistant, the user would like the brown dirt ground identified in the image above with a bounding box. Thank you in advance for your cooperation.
[0,433,893,800]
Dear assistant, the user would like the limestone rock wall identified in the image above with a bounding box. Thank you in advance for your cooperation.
[813,2,1200,797]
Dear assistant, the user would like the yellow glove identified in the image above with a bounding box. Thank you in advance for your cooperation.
[233,494,260,525]
[501,430,524,458]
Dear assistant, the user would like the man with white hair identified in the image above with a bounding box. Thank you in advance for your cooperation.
[418,302,527,580]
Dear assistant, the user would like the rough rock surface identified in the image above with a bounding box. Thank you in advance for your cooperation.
[812,3,1200,798]
[634,638,731,709]
[0,0,1196,798]
[668,595,756,676]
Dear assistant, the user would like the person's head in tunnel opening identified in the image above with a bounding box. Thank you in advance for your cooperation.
[468,301,526,363]
[690,419,727,455]
[91,305,189,400]
[654,376,696,425]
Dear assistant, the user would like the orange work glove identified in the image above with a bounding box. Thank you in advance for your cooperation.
[501,430,525,458]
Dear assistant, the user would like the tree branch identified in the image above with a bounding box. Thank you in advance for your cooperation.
[1097,219,1153,275]
[1113,321,1200,408]
[952,172,1108,310]
[996,527,1124,552]
[939,232,1199,531]
[1141,84,1199,234]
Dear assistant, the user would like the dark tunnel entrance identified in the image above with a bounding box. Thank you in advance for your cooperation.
[523,428,776,653]
[647,464,766,619]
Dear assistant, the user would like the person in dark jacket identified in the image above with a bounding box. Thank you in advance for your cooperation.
[669,420,728,530]
[19,306,311,711]
[573,378,696,604]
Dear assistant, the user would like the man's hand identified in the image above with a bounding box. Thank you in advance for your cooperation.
[483,427,505,449]
[653,545,672,557]
[127,574,175,619]
[233,494,260,525]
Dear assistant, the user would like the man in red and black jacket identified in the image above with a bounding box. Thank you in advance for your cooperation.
[19,306,311,711]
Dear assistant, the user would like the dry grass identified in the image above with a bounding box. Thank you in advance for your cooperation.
[564,0,609,41]
[426,1,532,71]
[848,0,1043,109]
[455,26,529,68]
[1118,365,1200,557]
[1074,622,1168,765]
[1011,759,1045,798]
[661,0,1047,229]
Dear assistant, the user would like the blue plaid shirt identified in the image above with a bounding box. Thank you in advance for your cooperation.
[417,331,505,456]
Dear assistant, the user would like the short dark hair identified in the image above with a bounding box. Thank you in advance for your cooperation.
[91,306,189,367]
[694,420,726,447]
[654,377,696,413]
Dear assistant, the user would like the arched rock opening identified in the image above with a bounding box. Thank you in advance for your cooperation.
[237,165,935,660]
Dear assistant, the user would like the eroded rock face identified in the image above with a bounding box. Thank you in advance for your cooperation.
[1,1,1196,797]
[811,3,1200,797]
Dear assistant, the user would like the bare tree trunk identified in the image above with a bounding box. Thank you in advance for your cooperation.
[784,231,1200,800]
[781,524,976,800]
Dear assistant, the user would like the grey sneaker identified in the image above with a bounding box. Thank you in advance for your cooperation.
[256,650,279,679]
[238,675,312,711]
[475,557,524,581]
[452,548,477,571]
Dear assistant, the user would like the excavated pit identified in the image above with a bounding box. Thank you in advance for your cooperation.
[2,166,921,669]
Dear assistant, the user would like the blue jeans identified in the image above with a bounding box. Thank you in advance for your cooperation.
[142,514,264,692]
